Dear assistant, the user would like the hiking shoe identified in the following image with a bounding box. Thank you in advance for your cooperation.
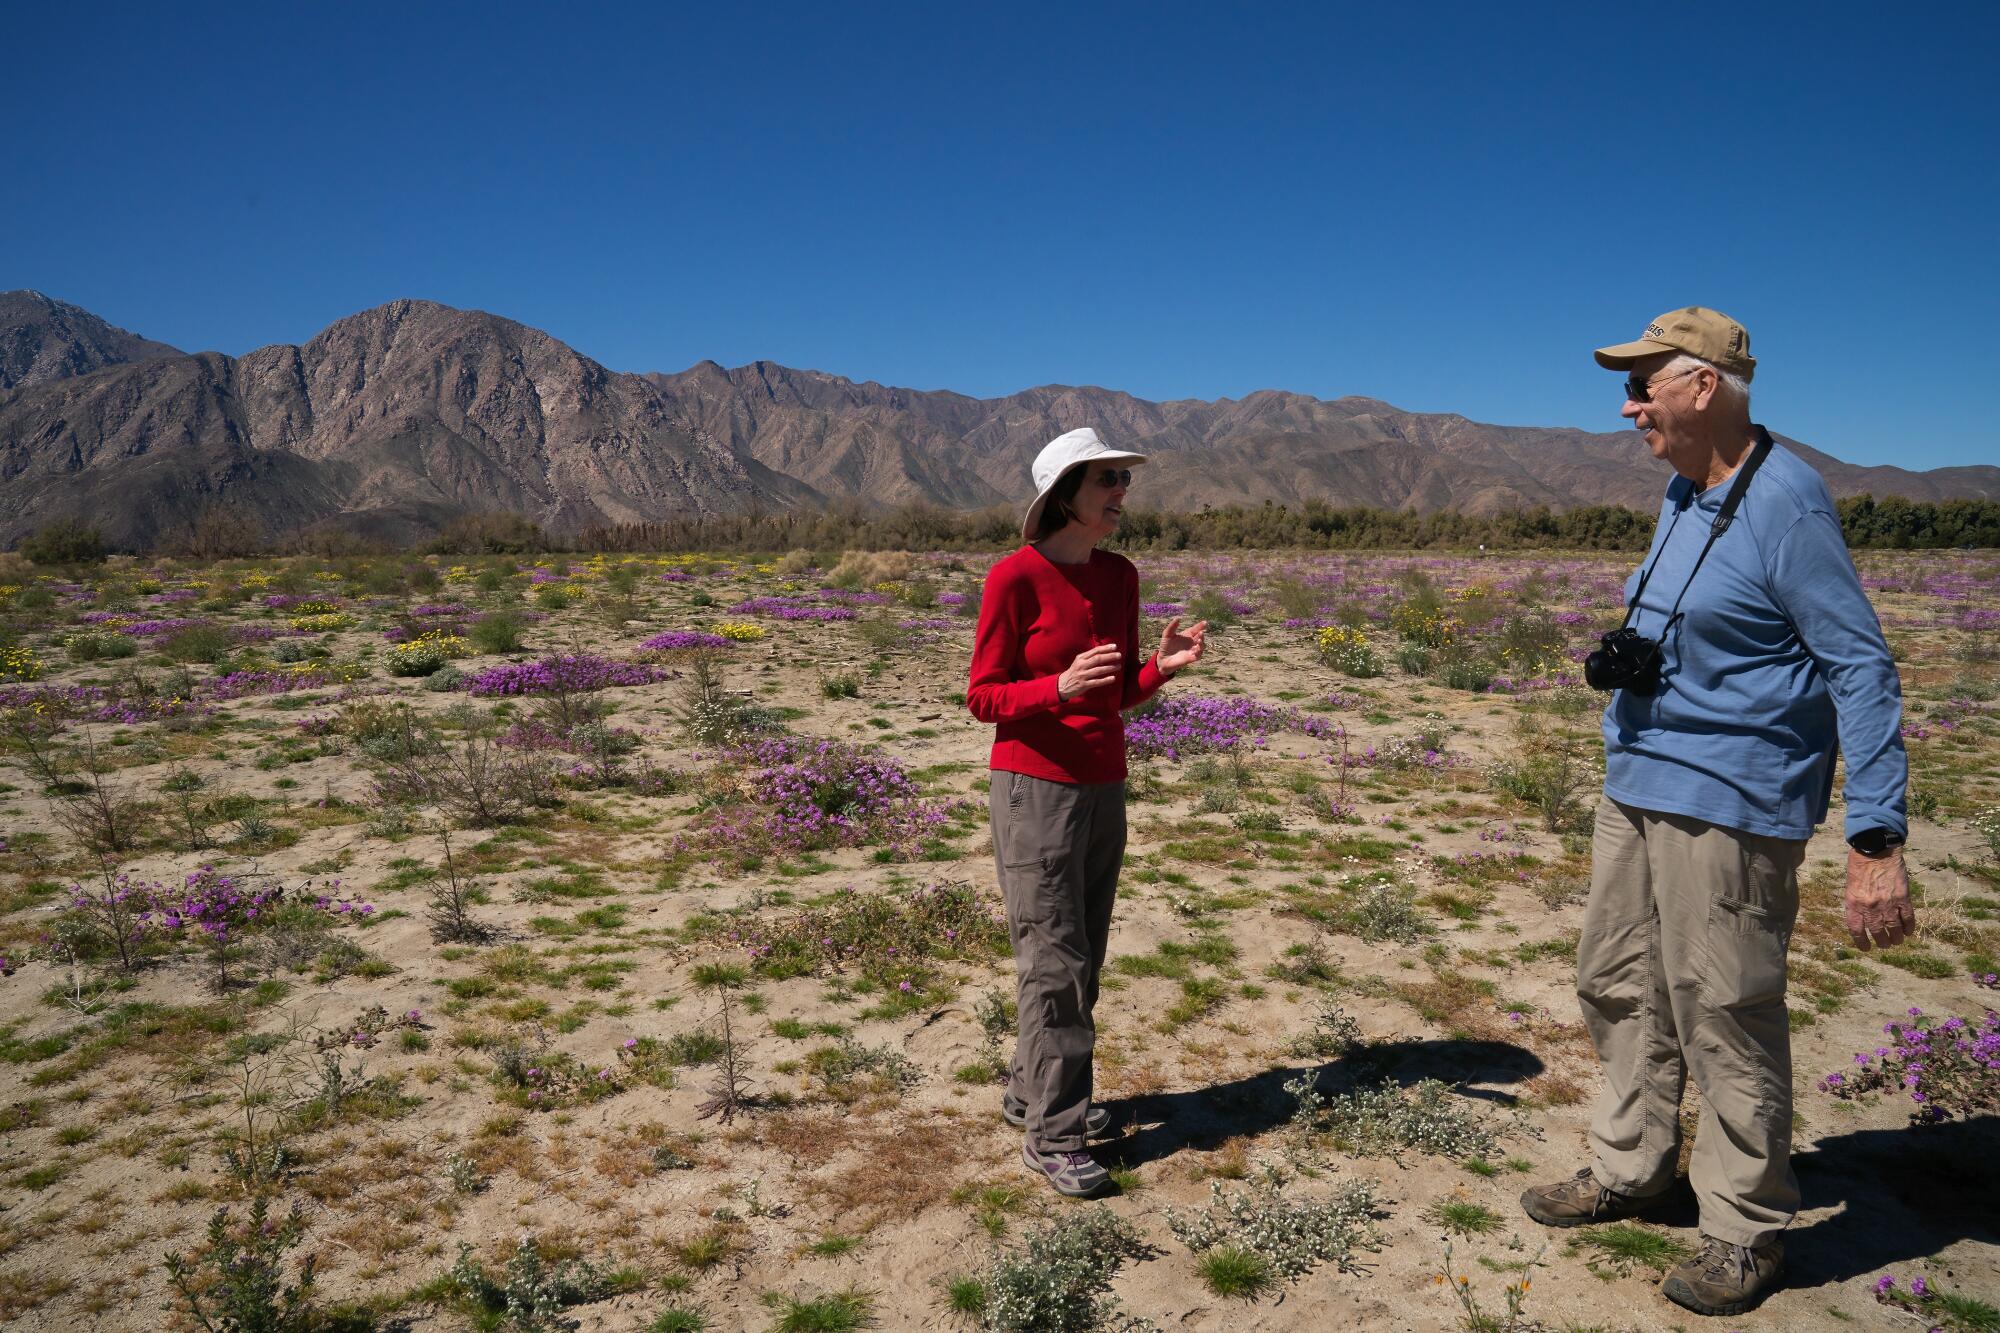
[1520,1167,1665,1228]
[1662,1235,1784,1316]
[1021,1142,1111,1198]
[1001,1092,1111,1137]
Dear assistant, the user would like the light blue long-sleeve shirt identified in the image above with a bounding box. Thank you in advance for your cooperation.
[1602,438,1907,842]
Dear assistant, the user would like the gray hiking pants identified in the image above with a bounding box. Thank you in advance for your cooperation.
[1578,794,1808,1247]
[988,770,1125,1154]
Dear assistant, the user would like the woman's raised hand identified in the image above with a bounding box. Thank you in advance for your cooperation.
[1057,643,1123,700]
[1158,617,1207,676]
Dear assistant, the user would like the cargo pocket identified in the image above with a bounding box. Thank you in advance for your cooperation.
[998,773,1045,871]
[1706,838,1800,1010]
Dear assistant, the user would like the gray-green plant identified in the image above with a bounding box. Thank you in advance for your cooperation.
[446,1234,612,1332]
[163,1198,333,1333]
[1287,1074,1497,1160]
[1289,1000,1364,1059]
[444,1150,486,1194]
[1343,879,1434,944]
[1970,806,2000,864]
[979,1208,1156,1332]
[1163,1170,1381,1284]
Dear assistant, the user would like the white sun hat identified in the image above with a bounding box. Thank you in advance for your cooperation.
[1021,427,1149,541]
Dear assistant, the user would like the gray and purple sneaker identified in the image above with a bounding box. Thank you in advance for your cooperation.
[1001,1092,1112,1137]
[1021,1141,1112,1197]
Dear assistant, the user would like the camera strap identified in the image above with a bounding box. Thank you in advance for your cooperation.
[1616,426,1774,636]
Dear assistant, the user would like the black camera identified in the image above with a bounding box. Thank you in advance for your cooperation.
[1587,431,1773,698]
[1584,627,1666,695]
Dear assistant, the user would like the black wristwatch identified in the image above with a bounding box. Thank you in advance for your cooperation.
[1849,828,1905,856]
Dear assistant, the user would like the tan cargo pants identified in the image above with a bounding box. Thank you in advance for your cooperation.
[988,770,1125,1153]
[1577,794,1807,1247]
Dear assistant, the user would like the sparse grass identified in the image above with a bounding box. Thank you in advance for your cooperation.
[671,1226,735,1271]
[1569,1222,1690,1275]
[762,1286,873,1332]
[941,1274,986,1316]
[1425,1199,1504,1235]
[1197,1244,1276,1299]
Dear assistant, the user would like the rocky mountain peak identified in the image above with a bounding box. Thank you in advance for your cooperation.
[0,289,181,390]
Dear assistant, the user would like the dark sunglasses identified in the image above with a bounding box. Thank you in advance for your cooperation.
[1089,468,1133,488]
[1624,366,1698,403]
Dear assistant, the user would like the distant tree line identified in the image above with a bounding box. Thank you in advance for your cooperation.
[9,495,1999,564]
[1834,495,2000,549]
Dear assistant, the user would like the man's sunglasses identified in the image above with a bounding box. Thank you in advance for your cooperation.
[1624,367,1699,403]
[1089,468,1133,488]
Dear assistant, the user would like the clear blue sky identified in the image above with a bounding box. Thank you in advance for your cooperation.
[5,2,1995,469]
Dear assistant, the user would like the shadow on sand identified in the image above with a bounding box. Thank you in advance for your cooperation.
[1785,1114,2000,1289]
[1105,1037,1546,1168]
[1101,1041,1996,1289]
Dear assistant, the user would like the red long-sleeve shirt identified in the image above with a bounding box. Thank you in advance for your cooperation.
[966,545,1169,784]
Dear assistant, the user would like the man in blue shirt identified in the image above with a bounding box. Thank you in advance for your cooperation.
[1518,308,1913,1318]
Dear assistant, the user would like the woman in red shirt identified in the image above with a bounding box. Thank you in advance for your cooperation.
[967,427,1207,1197]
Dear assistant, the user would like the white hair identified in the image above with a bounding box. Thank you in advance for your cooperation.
[1659,352,1751,407]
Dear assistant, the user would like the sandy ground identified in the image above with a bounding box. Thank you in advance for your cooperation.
[0,547,1996,1331]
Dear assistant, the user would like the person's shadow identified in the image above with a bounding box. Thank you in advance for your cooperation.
[1105,1037,1546,1167]
[1785,1115,2000,1288]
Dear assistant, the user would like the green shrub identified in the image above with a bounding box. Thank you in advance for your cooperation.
[1185,590,1238,631]
[20,519,108,565]
[1493,611,1567,675]
[161,624,235,664]
[1436,651,1495,693]
[64,631,138,663]
[470,612,526,654]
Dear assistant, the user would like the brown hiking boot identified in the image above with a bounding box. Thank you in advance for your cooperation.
[1661,1235,1783,1316]
[1519,1167,1664,1228]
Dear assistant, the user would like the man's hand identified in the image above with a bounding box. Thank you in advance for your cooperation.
[1844,845,1916,950]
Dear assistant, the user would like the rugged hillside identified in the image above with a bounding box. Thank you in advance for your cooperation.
[3,294,1994,550]
[646,361,2000,518]
[0,290,181,390]
[0,300,811,549]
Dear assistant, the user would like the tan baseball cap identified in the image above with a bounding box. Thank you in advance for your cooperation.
[1593,306,1756,381]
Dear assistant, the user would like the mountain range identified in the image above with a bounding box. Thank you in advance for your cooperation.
[3,291,1994,551]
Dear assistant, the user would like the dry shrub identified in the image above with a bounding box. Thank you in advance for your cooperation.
[805,1120,969,1230]
[1391,970,1508,1039]
[591,1128,673,1189]
[367,705,558,828]
[431,510,546,555]
[170,503,268,560]
[827,549,913,589]
[746,1111,864,1168]
[469,1132,545,1183]
[1526,1070,1587,1107]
